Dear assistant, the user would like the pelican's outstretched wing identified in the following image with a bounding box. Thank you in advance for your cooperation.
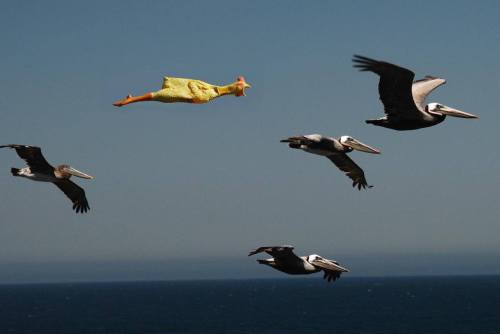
[411,76,446,110]
[309,257,349,283]
[248,245,299,260]
[0,144,53,172]
[53,179,90,213]
[327,153,372,190]
[353,55,422,118]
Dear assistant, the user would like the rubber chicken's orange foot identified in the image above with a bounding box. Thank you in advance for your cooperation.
[113,95,133,107]
[113,93,153,107]
[113,76,251,107]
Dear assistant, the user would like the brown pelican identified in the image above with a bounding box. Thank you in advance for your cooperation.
[1,145,93,213]
[280,134,380,190]
[249,245,349,283]
[353,55,478,130]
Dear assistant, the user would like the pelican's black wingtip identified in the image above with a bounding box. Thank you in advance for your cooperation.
[352,182,373,190]
[352,54,381,72]
[73,202,90,214]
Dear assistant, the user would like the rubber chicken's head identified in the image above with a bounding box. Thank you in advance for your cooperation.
[234,76,251,97]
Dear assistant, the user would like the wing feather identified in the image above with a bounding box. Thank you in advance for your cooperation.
[353,55,421,118]
[53,180,90,213]
[327,153,371,190]
[0,144,53,172]
[412,76,446,110]
[310,258,348,283]
[248,245,299,260]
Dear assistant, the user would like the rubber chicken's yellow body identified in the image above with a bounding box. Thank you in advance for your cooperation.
[113,76,251,107]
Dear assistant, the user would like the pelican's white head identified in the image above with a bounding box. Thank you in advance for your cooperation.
[339,136,381,154]
[308,254,322,262]
[339,135,353,144]
[426,103,478,119]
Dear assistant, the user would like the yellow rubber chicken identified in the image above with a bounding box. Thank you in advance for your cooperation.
[113,76,251,107]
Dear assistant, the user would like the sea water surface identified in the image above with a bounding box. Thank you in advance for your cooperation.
[0,276,499,334]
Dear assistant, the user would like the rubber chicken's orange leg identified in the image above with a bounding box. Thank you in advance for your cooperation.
[113,93,154,107]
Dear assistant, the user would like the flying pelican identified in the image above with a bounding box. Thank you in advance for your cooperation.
[280,134,380,190]
[353,55,478,130]
[1,145,93,213]
[249,245,349,283]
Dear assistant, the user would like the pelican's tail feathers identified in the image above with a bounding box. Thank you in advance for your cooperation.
[257,259,275,267]
[11,168,20,176]
[365,119,384,126]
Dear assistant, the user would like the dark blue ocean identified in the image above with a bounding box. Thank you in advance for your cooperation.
[1,276,499,334]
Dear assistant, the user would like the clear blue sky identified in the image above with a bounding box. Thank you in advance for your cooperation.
[0,0,499,283]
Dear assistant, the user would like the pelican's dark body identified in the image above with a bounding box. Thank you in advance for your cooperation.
[257,257,318,275]
[11,164,72,181]
[366,115,445,131]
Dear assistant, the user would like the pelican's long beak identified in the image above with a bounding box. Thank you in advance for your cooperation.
[67,167,94,179]
[331,261,350,273]
[345,138,381,154]
[439,105,478,119]
[316,258,350,272]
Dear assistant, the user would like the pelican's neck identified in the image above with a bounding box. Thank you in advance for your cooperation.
[336,140,351,152]
[216,83,240,97]
[342,145,353,153]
